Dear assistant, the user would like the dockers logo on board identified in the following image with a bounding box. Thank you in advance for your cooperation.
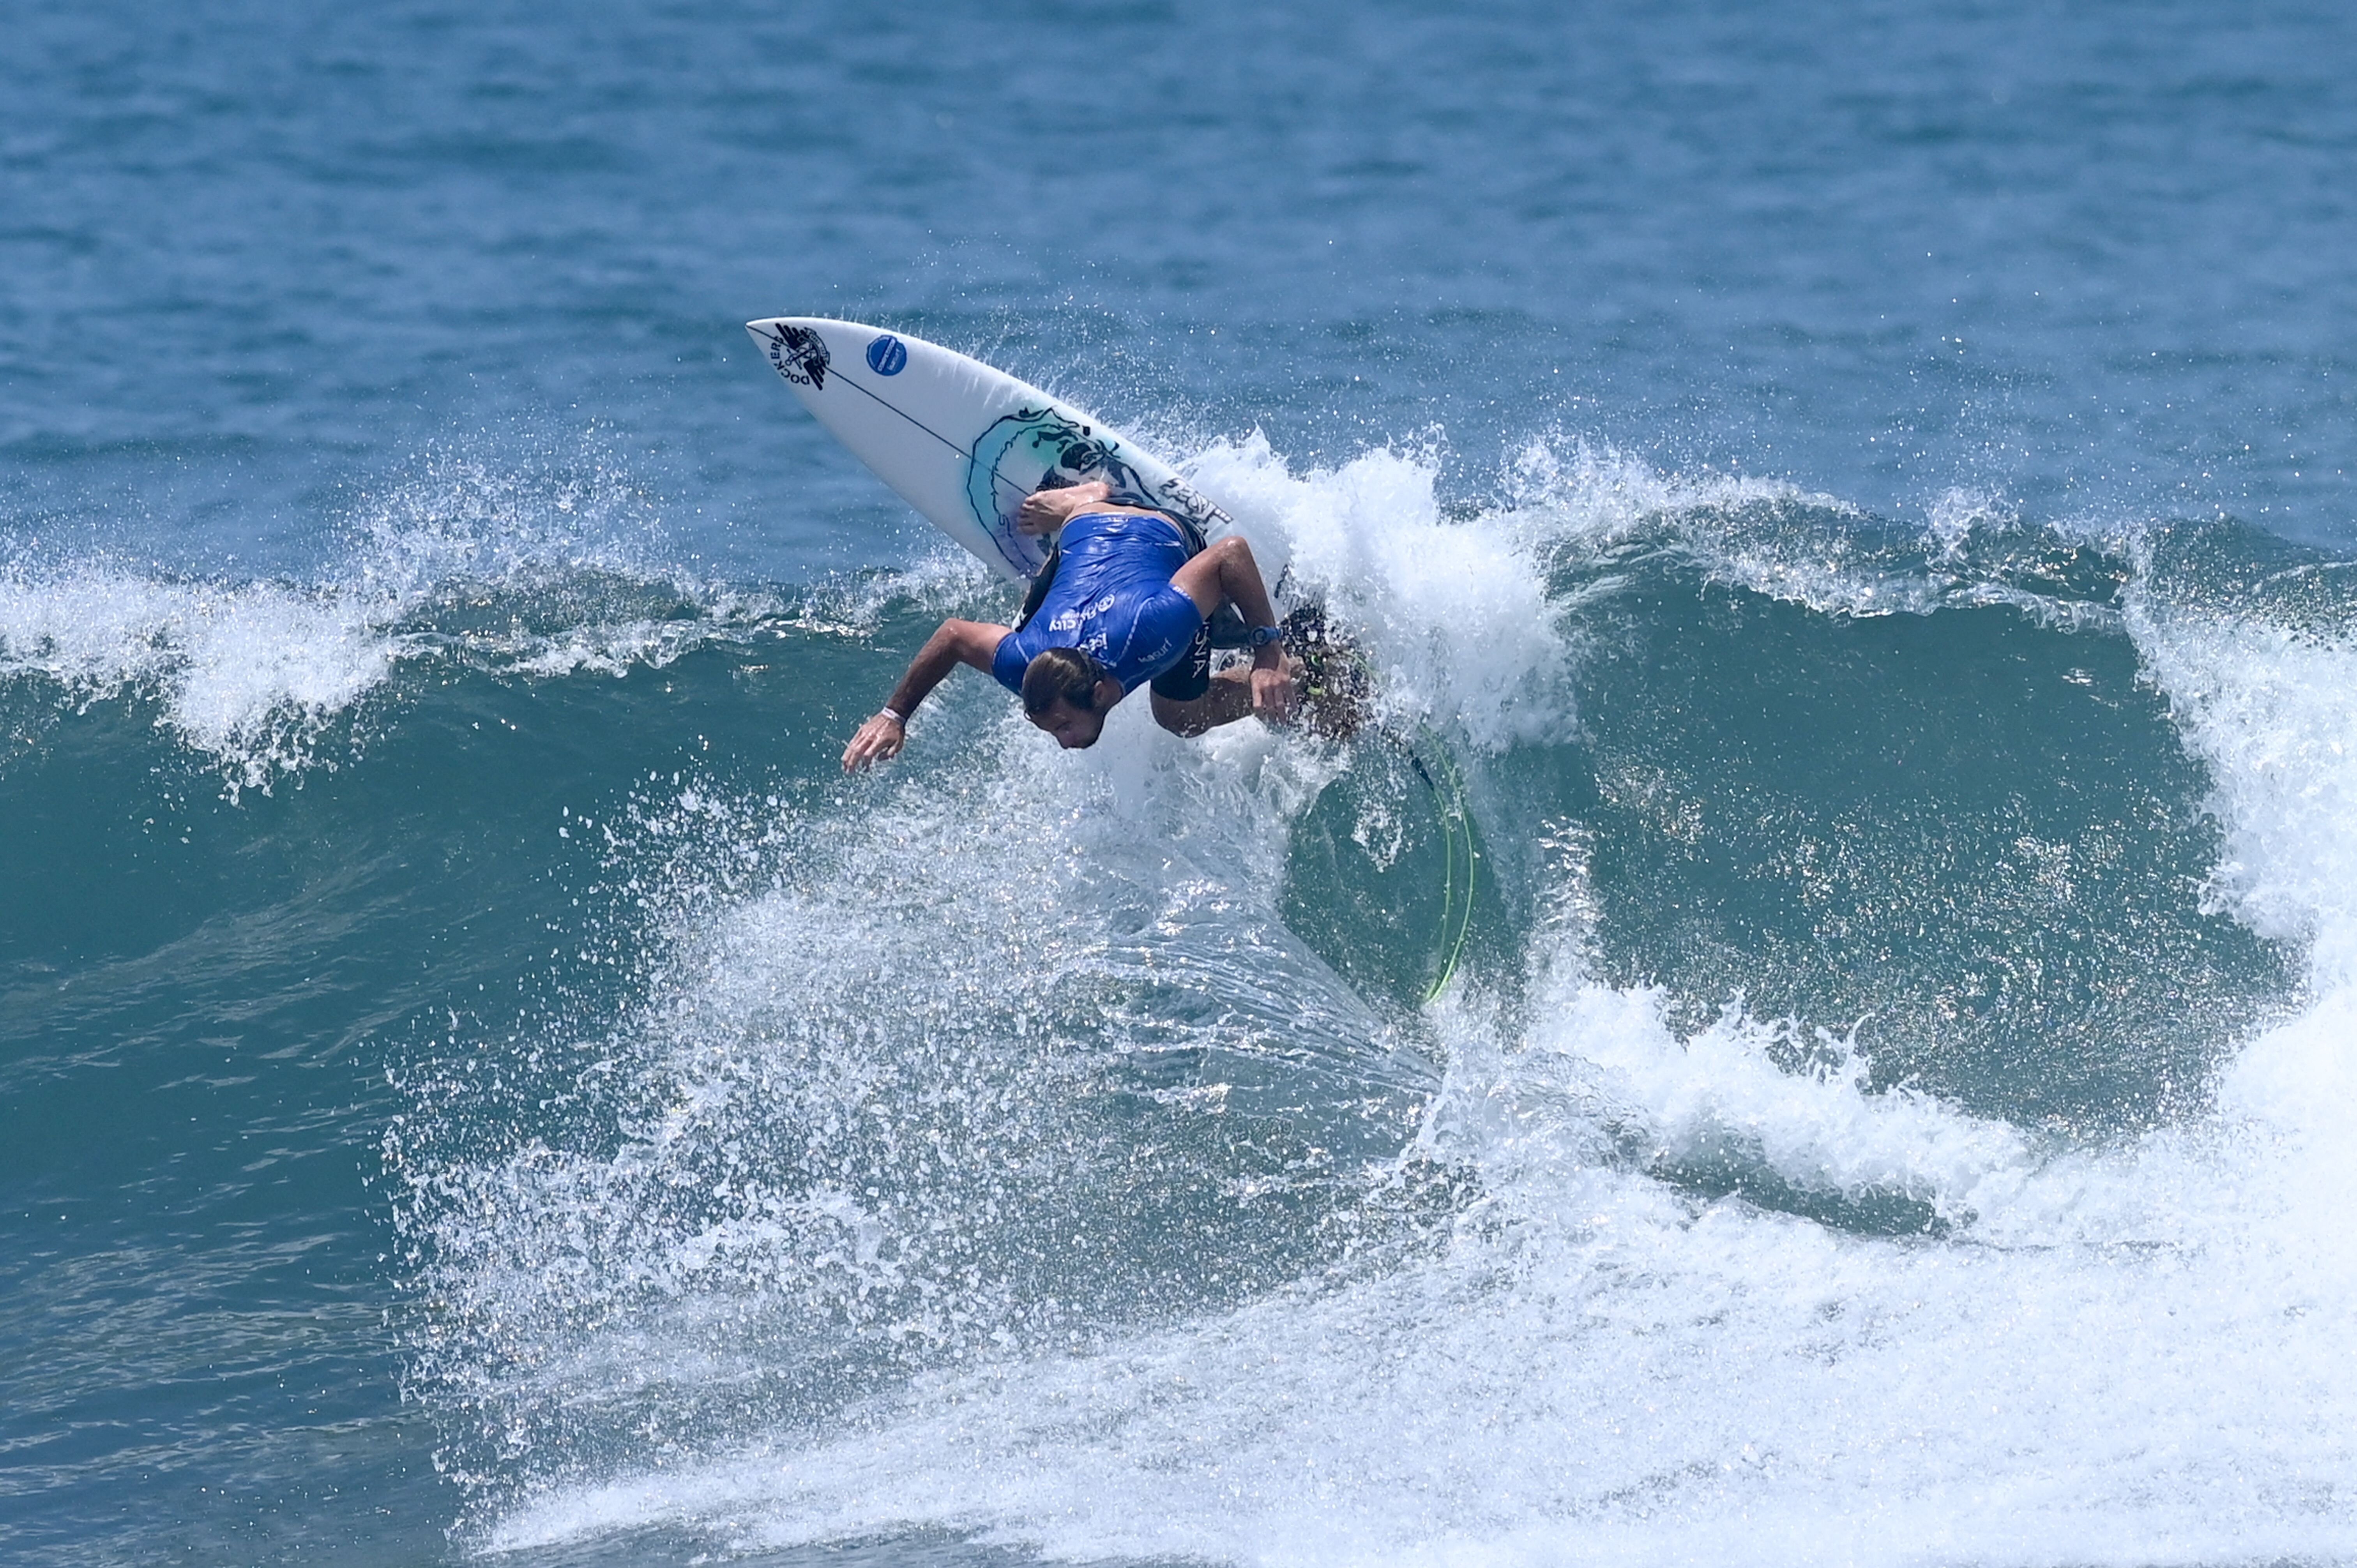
[759,322,830,389]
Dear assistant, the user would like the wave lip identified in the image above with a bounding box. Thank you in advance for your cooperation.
[0,454,790,793]
[0,560,404,792]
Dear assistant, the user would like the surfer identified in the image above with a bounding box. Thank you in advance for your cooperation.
[841,480,1295,771]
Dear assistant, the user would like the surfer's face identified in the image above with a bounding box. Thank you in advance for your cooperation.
[1028,697,1108,750]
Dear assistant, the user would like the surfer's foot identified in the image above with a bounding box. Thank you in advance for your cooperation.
[1283,604,1373,742]
[1160,606,1369,739]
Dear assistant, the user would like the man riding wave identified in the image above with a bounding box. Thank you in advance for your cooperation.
[842,480,1295,771]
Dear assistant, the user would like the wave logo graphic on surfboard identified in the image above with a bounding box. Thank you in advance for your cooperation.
[966,406,1228,572]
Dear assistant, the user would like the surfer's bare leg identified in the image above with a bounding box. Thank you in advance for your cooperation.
[1170,537,1295,725]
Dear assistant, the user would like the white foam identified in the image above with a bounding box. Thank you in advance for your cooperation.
[1194,436,1574,750]
[1447,954,2039,1229]
[1925,486,2020,562]
[477,984,2357,1565]
[1485,436,2129,634]
[0,561,404,794]
[2120,576,2357,1292]
[483,1072,2357,1564]
[2126,592,2357,968]
[399,697,1413,1493]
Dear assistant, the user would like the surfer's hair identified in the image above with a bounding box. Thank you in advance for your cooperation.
[1021,647,1110,715]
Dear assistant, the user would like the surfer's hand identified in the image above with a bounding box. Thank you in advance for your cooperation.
[1017,480,1112,535]
[842,712,906,773]
[1251,653,1297,724]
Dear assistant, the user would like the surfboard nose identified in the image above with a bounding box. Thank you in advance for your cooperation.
[746,318,834,392]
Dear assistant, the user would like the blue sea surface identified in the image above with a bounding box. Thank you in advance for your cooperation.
[6,2,2357,1564]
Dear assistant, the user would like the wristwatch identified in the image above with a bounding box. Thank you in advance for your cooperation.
[1245,624,1283,648]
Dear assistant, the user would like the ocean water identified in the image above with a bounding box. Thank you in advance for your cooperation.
[6,1,2357,1564]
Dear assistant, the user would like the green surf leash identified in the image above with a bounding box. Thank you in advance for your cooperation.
[1403,724,1477,1004]
[1289,601,1477,1004]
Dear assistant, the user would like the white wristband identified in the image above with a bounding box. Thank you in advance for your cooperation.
[878,706,907,726]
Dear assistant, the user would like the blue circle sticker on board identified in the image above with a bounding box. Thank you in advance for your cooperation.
[866,335,908,376]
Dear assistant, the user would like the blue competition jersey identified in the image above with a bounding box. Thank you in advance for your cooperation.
[991,512,1204,696]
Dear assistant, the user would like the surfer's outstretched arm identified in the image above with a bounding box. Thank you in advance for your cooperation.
[843,619,1007,773]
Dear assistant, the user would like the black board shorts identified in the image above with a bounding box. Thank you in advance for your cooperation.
[1148,618,1214,703]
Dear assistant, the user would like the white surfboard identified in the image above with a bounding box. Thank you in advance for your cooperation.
[744,316,1231,583]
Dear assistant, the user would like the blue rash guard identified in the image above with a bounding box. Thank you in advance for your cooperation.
[990,512,1205,697]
